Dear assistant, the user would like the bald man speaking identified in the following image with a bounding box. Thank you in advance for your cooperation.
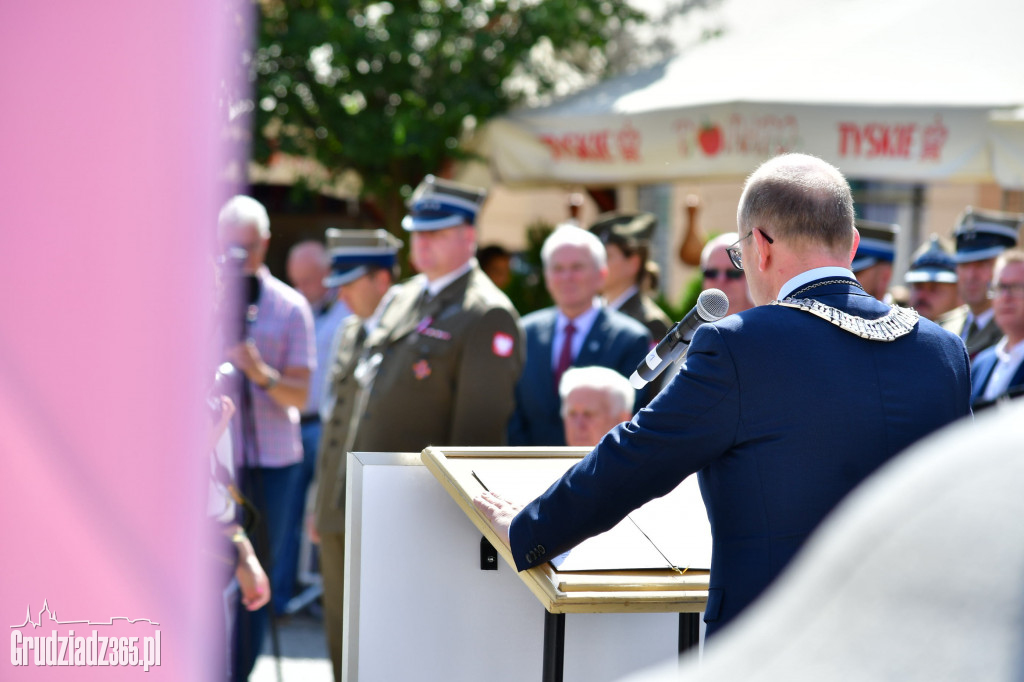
[476,153,971,638]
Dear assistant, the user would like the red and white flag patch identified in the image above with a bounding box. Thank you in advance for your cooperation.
[492,332,514,358]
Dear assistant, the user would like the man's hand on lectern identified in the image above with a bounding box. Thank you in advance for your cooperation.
[472,490,522,549]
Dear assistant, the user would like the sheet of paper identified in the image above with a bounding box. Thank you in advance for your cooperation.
[548,518,672,571]
[626,475,712,571]
[468,458,578,504]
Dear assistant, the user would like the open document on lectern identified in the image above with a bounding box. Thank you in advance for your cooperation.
[472,459,712,573]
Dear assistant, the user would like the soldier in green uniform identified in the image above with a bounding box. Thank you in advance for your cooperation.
[350,176,524,452]
[311,228,401,682]
[589,211,673,340]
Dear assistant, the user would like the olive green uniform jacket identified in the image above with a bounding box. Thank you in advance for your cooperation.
[314,315,367,535]
[617,291,672,340]
[352,264,524,453]
[312,312,372,682]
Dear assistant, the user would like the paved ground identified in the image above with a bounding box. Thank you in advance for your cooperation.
[250,612,333,682]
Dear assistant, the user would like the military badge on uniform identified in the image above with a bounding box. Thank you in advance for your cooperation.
[413,359,432,380]
[492,332,514,357]
[421,326,452,341]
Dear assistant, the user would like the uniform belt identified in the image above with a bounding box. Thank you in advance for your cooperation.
[300,414,320,426]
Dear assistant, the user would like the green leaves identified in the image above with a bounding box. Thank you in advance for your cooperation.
[248,0,644,228]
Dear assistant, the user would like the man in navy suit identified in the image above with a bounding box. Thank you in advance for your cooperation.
[507,224,652,446]
[479,154,971,638]
[971,250,1024,410]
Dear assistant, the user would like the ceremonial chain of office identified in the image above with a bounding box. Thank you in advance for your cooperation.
[772,296,919,341]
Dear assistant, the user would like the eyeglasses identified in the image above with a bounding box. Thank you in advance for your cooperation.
[703,269,745,281]
[987,282,1024,299]
[727,229,773,271]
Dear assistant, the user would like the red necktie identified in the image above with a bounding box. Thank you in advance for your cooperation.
[554,321,576,391]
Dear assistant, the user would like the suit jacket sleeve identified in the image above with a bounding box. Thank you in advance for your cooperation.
[449,307,525,445]
[509,323,737,571]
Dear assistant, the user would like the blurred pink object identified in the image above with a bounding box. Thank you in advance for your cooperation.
[0,2,248,679]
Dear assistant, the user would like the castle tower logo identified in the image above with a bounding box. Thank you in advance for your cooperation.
[10,599,161,670]
[11,599,161,629]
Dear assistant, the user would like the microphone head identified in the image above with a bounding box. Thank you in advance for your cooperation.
[696,288,730,321]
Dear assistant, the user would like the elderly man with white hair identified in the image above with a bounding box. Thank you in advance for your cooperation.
[508,224,651,446]
[559,366,635,447]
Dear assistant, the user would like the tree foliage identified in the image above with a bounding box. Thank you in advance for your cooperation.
[248,0,644,229]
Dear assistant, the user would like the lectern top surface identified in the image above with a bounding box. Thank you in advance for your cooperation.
[468,458,711,573]
[422,446,710,613]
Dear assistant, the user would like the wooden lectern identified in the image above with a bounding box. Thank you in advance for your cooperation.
[422,446,711,682]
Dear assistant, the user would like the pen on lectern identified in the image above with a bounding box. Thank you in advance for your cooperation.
[471,470,490,492]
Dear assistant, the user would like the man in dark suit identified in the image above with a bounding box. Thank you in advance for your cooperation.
[625,404,1024,682]
[941,207,1022,358]
[970,250,1024,410]
[478,153,971,638]
[507,224,652,446]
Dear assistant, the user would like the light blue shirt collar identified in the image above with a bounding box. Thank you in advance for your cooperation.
[778,266,857,300]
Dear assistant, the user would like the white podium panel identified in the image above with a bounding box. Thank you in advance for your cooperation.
[343,452,683,682]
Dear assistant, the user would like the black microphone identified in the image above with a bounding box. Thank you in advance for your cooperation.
[630,288,729,389]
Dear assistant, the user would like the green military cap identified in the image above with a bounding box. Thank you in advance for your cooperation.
[588,212,657,250]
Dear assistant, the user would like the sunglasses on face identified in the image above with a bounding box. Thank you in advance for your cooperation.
[703,269,745,281]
